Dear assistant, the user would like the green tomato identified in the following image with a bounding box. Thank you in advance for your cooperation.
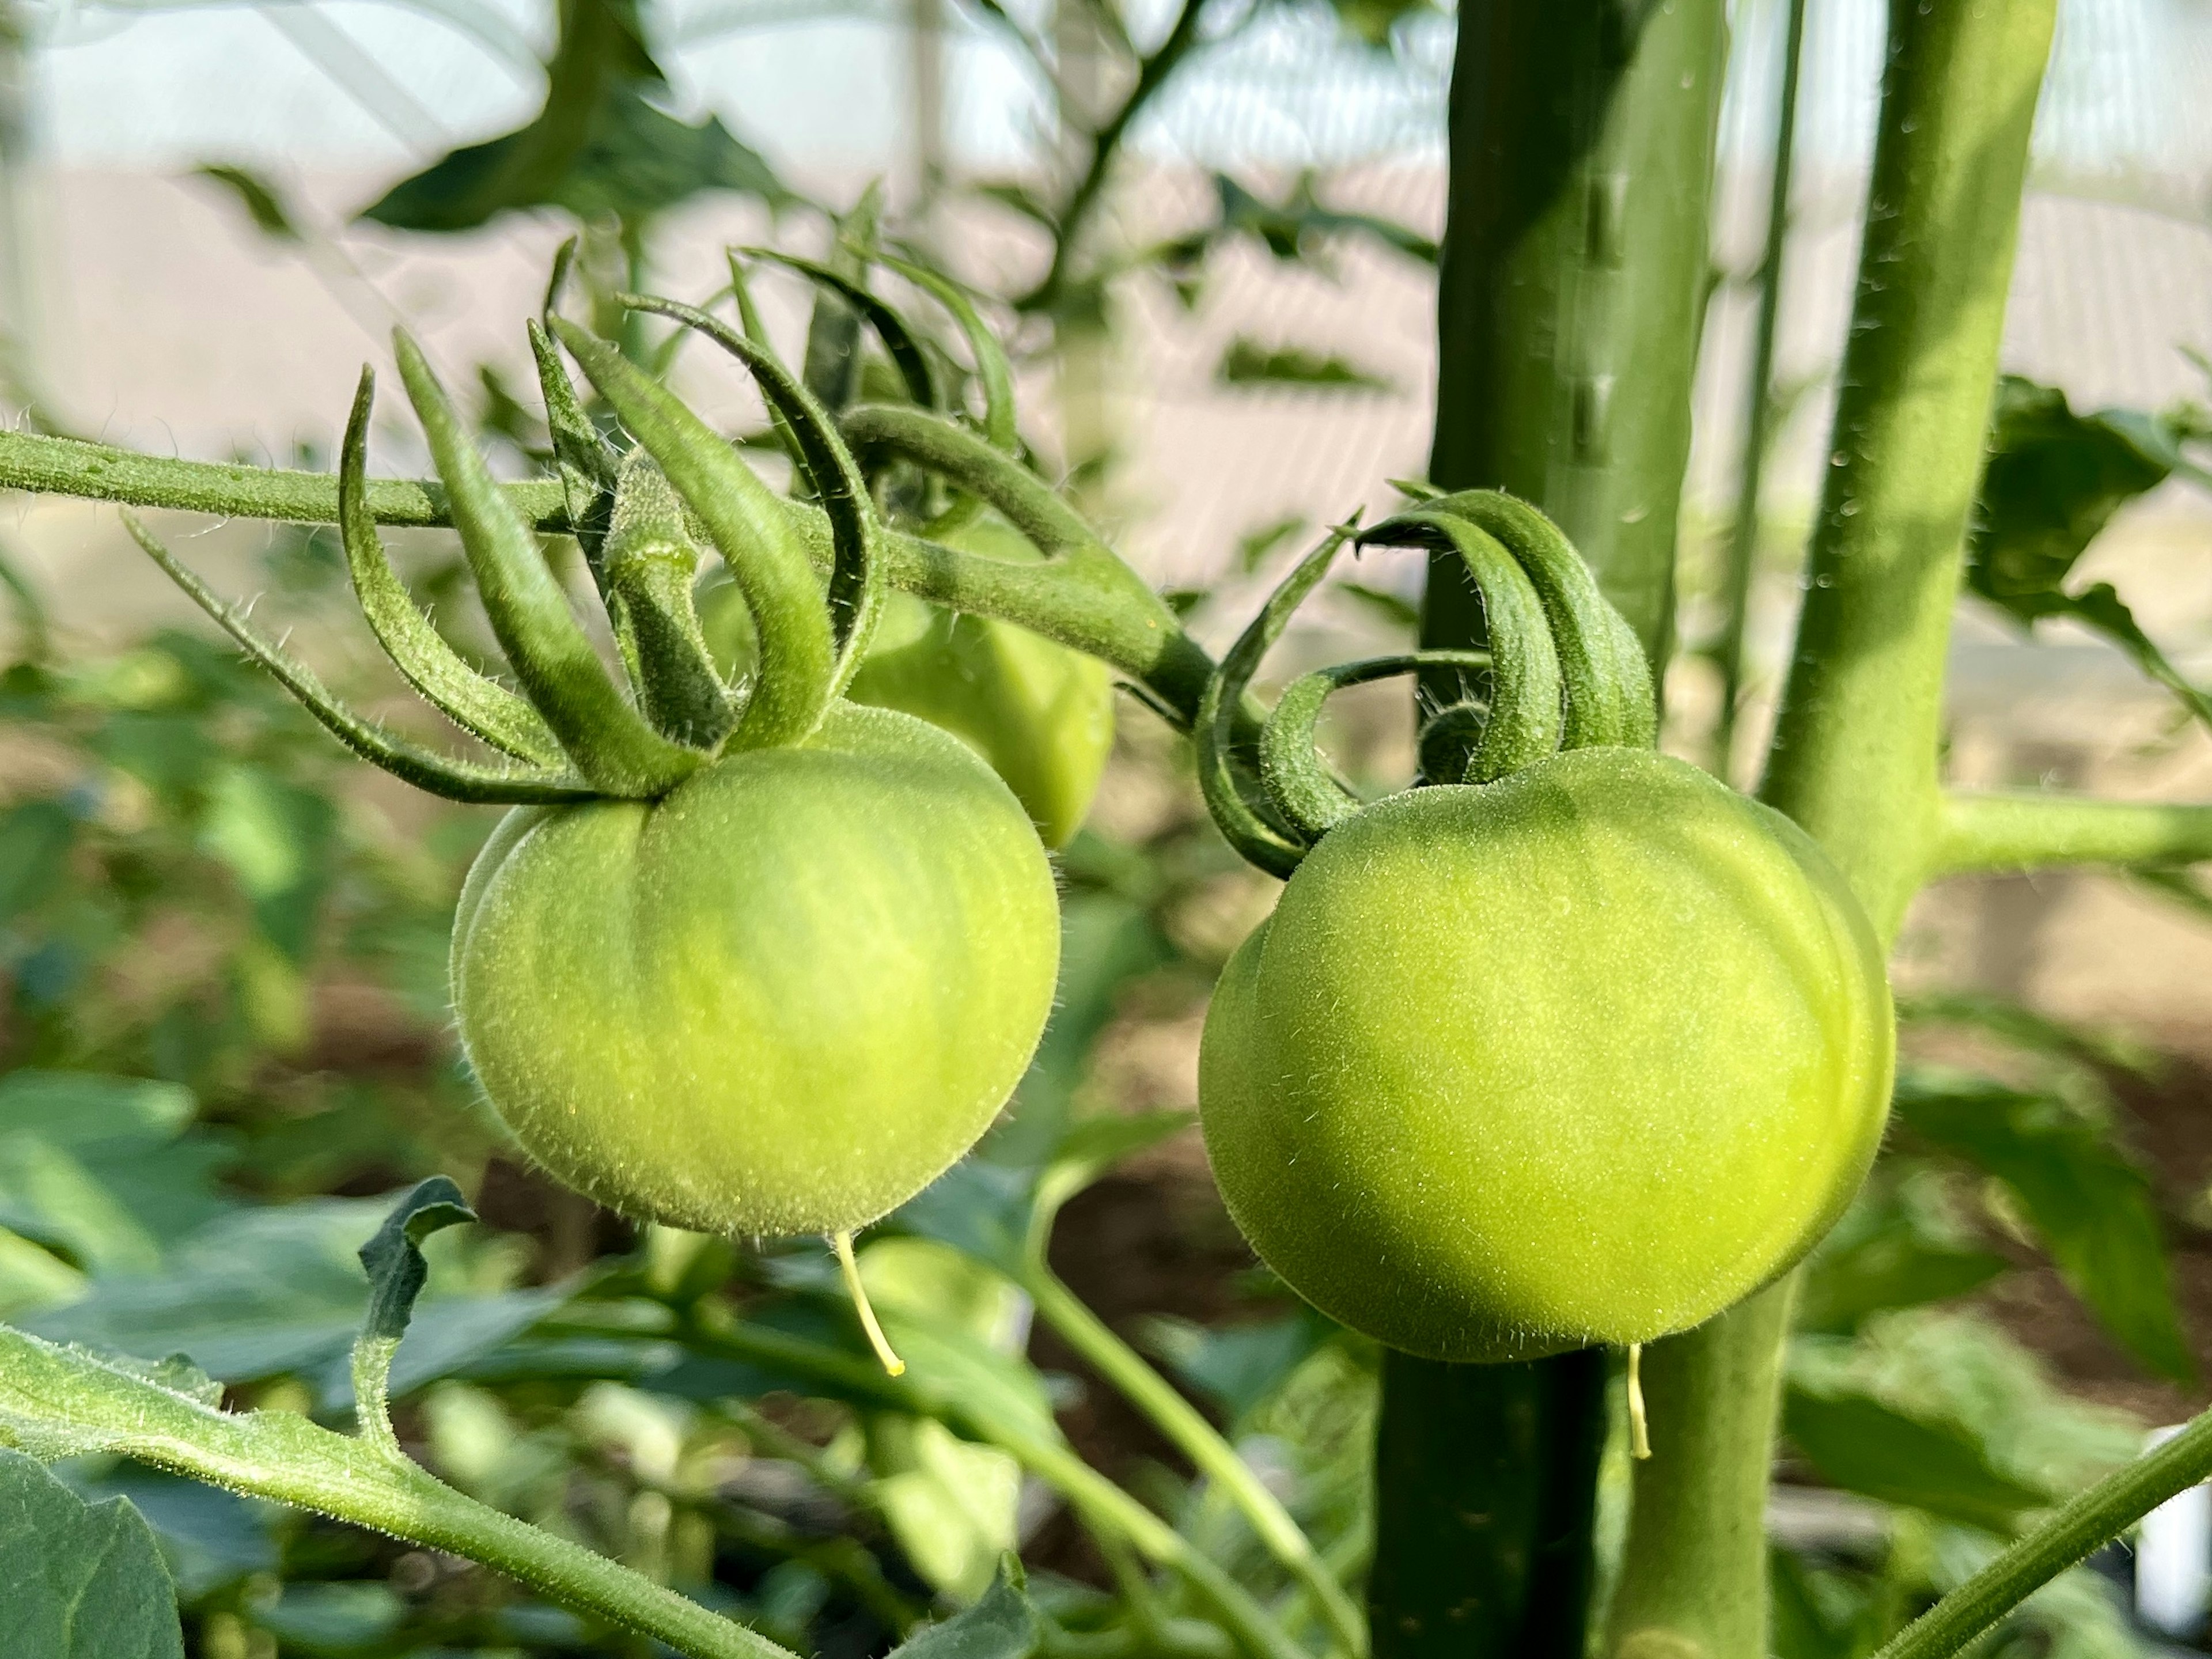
[844,588,1114,849]
[451,700,1061,1238]
[1199,747,1893,1362]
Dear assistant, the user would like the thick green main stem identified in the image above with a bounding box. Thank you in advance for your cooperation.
[1609,9,2060,1659]
[1402,5,1724,1657]
[1423,0,1726,659]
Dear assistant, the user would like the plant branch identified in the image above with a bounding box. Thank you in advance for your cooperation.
[0,1328,793,1659]
[1021,1267,1366,1656]
[0,425,1227,730]
[1017,0,1210,315]
[1932,790,2212,876]
[1873,1405,2212,1659]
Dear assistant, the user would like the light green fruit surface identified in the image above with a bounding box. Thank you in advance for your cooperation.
[845,588,1113,850]
[1199,747,1893,1362]
[452,701,1061,1238]
[700,516,1115,849]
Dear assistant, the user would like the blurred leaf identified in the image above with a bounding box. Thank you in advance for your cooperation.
[26,1199,567,1412]
[0,1135,164,1275]
[249,1581,407,1653]
[1900,991,2161,1081]
[1894,1069,2194,1382]
[972,181,1058,231]
[889,1557,1040,1659]
[990,892,1173,1166]
[0,1448,183,1657]
[1967,375,2210,730]
[1769,1547,1861,1659]
[192,164,301,241]
[1798,1183,2008,1335]
[1322,0,1437,48]
[1165,173,1437,271]
[1217,337,1392,392]
[198,764,338,963]
[1335,581,1421,632]
[1144,1305,1339,1428]
[0,1073,234,1260]
[362,0,793,233]
[1237,514,1307,574]
[870,1415,1021,1603]
[1782,1373,2054,1532]
[0,800,74,924]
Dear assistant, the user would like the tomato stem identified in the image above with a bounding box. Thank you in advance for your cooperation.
[831,1229,906,1378]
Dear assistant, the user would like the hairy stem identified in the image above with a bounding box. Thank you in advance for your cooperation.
[1618,9,2061,1659]
[1603,1279,1793,1659]
[1022,1267,1366,1656]
[1874,1403,2212,1659]
[1932,790,2212,876]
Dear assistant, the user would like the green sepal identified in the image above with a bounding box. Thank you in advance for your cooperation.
[727,251,808,477]
[1194,527,1354,878]
[881,255,1020,454]
[1259,650,1494,839]
[393,329,701,798]
[353,1176,475,1457]
[1420,490,1657,748]
[337,368,568,768]
[613,294,883,690]
[799,181,883,412]
[604,450,738,747]
[527,316,618,565]
[839,404,1096,561]
[122,512,597,806]
[1359,509,1565,782]
[745,247,938,410]
[554,317,841,749]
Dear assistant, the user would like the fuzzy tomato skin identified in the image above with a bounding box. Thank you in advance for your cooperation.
[1199,747,1893,1362]
[452,701,1060,1237]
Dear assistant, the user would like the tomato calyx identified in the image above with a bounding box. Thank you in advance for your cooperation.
[1196,490,1664,877]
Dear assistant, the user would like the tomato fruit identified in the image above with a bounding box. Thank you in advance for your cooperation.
[845,588,1113,850]
[1199,747,1893,1362]
[451,700,1062,1237]
[704,517,1116,849]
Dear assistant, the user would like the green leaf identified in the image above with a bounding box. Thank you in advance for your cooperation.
[0,1449,183,1658]
[1893,1069,2195,1382]
[191,164,301,241]
[1782,1375,2055,1532]
[25,1199,566,1414]
[357,1177,475,1349]
[0,799,74,923]
[887,1556,1040,1659]
[352,1178,477,1445]
[1335,581,1422,632]
[1217,337,1393,392]
[1143,1305,1340,1428]
[1201,173,1437,268]
[1966,374,2210,729]
[1236,513,1308,574]
[1797,1183,2008,1335]
[57,1466,280,1601]
[361,0,792,232]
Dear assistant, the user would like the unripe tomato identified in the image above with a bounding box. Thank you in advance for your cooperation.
[701,517,1115,850]
[844,588,1113,850]
[1199,748,1892,1362]
[452,701,1061,1238]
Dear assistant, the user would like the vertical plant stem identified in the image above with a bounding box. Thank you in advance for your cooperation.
[1609,8,2060,1659]
[1713,0,1809,777]
[1399,5,1725,1657]
[1423,0,1728,662]
[1603,1278,1794,1659]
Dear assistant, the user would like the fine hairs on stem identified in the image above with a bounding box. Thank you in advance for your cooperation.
[1627,1343,1652,1461]
[832,1229,906,1377]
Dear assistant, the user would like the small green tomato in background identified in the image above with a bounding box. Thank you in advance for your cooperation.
[453,702,1059,1238]
[704,515,1115,850]
[1199,747,1893,1363]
